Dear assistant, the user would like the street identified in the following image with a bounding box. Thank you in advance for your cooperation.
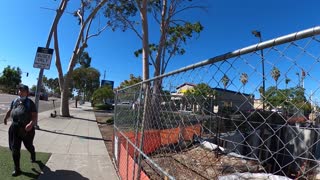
[0,93,61,123]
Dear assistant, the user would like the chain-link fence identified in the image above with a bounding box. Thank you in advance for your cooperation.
[113,26,320,180]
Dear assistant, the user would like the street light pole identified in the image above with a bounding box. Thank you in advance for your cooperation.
[296,72,301,87]
[252,30,265,111]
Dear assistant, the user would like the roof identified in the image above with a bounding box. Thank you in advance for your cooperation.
[176,83,196,89]
[176,83,253,97]
[212,87,253,97]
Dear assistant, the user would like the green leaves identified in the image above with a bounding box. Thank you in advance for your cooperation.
[43,76,60,94]
[221,74,230,89]
[104,0,204,76]
[168,22,203,43]
[72,67,100,100]
[92,86,114,104]
[77,51,92,68]
[265,86,311,113]
[271,66,281,83]
[118,74,142,89]
[104,0,138,32]
[0,65,22,93]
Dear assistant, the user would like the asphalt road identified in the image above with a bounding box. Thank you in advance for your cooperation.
[0,93,61,123]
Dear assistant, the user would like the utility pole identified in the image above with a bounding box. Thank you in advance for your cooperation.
[252,30,265,111]
[34,0,65,129]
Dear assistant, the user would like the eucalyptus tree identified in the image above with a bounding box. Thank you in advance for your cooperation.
[51,0,108,116]
[105,0,204,81]
[105,0,205,128]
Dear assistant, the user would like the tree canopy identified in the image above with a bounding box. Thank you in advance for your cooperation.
[92,86,114,105]
[77,51,91,68]
[72,67,100,101]
[265,86,311,114]
[0,66,22,93]
[117,74,142,89]
[43,76,60,94]
[105,0,204,78]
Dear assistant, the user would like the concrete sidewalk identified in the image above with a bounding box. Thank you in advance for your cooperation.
[0,102,119,180]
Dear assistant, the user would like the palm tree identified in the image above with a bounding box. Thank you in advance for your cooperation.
[271,67,281,89]
[221,75,230,89]
[240,73,248,92]
[285,76,291,89]
[259,86,264,98]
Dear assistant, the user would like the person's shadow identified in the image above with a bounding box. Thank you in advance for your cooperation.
[26,160,89,180]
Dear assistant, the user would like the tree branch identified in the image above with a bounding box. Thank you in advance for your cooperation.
[172,5,206,18]
[67,0,108,72]
[87,23,109,39]
[118,12,142,40]
[54,30,64,89]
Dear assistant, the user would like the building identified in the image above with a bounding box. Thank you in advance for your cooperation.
[172,83,254,113]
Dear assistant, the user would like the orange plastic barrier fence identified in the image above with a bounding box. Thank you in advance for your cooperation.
[118,144,149,180]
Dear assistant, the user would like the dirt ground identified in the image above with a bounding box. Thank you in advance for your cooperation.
[94,110,264,179]
[94,110,114,161]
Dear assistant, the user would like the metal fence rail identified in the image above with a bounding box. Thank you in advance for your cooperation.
[113,26,320,180]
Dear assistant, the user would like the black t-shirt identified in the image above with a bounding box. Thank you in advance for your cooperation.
[10,97,37,126]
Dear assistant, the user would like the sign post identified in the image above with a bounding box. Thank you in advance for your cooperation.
[33,47,54,129]
[33,47,54,70]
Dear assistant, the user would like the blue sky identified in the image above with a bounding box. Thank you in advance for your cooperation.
[1,0,320,92]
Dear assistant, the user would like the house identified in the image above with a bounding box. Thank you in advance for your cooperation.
[212,87,254,112]
[172,83,254,113]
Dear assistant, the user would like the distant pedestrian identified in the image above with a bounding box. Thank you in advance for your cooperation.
[3,84,37,176]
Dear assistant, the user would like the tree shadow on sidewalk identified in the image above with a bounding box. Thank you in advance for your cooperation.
[34,160,89,180]
[51,116,96,123]
[72,116,96,122]
[38,128,111,142]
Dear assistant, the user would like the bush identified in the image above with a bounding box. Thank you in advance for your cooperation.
[92,86,114,105]
[106,117,114,124]
[94,103,114,110]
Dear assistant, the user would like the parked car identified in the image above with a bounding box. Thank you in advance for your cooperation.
[40,93,48,101]
[29,91,35,96]
[106,103,115,110]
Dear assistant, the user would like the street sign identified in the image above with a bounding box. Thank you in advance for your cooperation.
[101,80,114,89]
[33,47,54,70]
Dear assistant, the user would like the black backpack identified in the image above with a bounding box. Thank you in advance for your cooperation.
[11,97,31,127]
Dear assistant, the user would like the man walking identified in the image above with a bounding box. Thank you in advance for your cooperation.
[3,84,37,176]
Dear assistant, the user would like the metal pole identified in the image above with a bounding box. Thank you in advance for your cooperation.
[296,72,301,87]
[252,30,265,111]
[260,37,266,111]
[34,0,65,129]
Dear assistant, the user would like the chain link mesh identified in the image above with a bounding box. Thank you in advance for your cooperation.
[114,26,320,179]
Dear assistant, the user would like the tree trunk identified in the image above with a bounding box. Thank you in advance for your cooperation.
[60,73,71,117]
[52,0,107,117]
[140,0,149,81]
